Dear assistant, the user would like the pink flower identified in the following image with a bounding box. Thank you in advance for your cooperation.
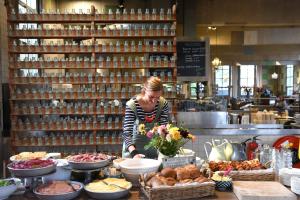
[157,125,167,137]
[146,131,154,138]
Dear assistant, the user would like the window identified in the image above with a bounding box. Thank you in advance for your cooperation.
[215,65,230,96]
[286,65,294,96]
[239,65,255,96]
[19,0,37,13]
[190,82,205,98]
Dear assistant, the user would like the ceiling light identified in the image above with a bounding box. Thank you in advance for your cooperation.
[208,26,217,30]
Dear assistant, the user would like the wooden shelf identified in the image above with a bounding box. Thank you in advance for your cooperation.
[7,5,177,153]
[12,127,123,132]
[11,112,125,116]
[9,48,176,54]
[13,143,122,147]
[11,110,177,116]
[10,96,177,101]
[9,33,175,39]
[10,79,176,85]
[10,62,176,69]
[8,15,176,23]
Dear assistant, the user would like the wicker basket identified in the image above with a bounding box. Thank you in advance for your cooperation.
[140,181,215,200]
[226,168,275,181]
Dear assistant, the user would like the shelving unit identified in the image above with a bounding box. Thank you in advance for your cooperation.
[7,5,177,155]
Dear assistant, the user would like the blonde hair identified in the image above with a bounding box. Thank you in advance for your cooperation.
[142,76,163,93]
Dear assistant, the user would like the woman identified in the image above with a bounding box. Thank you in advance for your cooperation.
[122,76,169,158]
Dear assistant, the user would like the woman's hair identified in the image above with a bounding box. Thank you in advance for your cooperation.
[142,76,163,93]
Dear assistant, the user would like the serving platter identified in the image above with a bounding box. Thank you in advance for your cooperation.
[33,181,83,200]
[68,159,110,170]
[84,182,132,200]
[7,162,57,178]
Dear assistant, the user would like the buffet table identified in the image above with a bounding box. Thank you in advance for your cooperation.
[6,188,300,200]
[4,188,250,200]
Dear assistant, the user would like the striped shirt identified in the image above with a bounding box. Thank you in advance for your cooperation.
[122,97,169,150]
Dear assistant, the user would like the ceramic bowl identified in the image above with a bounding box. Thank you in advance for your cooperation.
[119,158,161,175]
[0,179,18,200]
[119,159,161,186]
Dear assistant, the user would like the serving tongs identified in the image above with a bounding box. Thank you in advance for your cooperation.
[102,180,128,190]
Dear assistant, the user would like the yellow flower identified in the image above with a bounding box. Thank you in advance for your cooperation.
[138,124,146,135]
[166,124,172,131]
[169,127,181,141]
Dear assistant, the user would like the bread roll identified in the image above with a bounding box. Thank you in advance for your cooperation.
[175,168,190,180]
[194,176,209,183]
[161,167,177,179]
[143,172,156,183]
[183,164,201,179]
[165,177,176,186]
[179,179,193,184]
[148,176,164,188]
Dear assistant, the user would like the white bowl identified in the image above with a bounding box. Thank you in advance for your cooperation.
[0,179,18,200]
[119,159,161,186]
[119,158,161,175]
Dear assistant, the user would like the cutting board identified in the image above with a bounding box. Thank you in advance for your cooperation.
[233,181,297,200]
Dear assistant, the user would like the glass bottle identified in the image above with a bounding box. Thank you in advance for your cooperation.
[123,8,128,20]
[131,40,136,52]
[152,8,157,20]
[153,40,158,52]
[141,25,146,36]
[116,41,121,52]
[116,8,121,20]
[167,40,172,51]
[109,42,114,52]
[108,8,113,20]
[138,41,143,52]
[145,8,150,20]
[167,8,172,19]
[124,41,129,52]
[163,24,169,36]
[159,8,164,20]
[130,8,135,20]
[137,8,142,20]
[156,24,161,36]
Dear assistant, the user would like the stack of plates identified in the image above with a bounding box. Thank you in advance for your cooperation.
[279,168,300,186]
[291,176,300,195]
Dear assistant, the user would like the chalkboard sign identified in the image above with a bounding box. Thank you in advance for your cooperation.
[177,41,206,77]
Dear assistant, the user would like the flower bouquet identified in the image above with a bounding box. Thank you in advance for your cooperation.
[138,123,196,157]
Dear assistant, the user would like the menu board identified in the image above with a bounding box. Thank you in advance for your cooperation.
[177,41,206,77]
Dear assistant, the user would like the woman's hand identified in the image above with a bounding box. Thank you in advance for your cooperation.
[133,154,145,158]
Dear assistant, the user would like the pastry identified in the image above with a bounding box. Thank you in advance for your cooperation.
[147,176,164,187]
[179,179,193,184]
[175,168,190,180]
[184,165,201,179]
[161,167,177,179]
[194,176,209,183]
[165,177,176,186]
